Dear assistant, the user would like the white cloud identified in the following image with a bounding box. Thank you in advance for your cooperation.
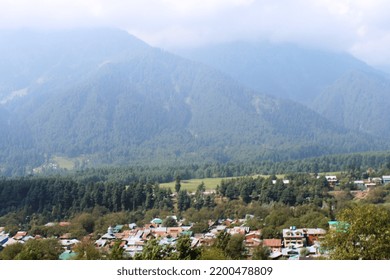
[0,0,390,65]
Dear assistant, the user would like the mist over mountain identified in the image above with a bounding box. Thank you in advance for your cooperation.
[175,41,381,105]
[313,70,390,138]
[176,41,390,138]
[0,29,387,174]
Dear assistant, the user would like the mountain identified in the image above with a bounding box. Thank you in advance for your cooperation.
[313,70,390,138]
[175,41,376,105]
[0,29,387,173]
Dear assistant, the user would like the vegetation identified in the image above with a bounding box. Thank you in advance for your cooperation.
[1,158,390,260]
[323,204,390,260]
[0,239,63,260]
[1,30,390,176]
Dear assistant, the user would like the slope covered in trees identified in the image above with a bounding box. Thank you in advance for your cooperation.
[313,70,390,138]
[176,41,374,105]
[0,29,388,174]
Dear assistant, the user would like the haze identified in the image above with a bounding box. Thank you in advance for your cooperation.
[1,0,390,67]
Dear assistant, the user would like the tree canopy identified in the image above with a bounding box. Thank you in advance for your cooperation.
[323,204,390,260]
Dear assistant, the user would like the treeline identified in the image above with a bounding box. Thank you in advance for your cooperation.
[0,177,173,220]
[0,173,332,221]
[217,175,330,206]
[40,150,390,184]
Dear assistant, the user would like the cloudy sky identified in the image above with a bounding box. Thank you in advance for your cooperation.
[1,0,390,67]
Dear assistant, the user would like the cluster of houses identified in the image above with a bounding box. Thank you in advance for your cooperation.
[353,175,390,190]
[0,217,328,260]
[324,174,390,189]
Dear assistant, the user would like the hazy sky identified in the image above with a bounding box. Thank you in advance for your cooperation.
[1,0,390,66]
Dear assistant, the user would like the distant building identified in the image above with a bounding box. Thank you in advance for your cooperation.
[305,228,326,246]
[272,180,290,185]
[283,227,305,248]
[262,239,283,255]
[382,176,390,185]
[150,218,163,227]
[325,176,338,186]
[282,227,326,248]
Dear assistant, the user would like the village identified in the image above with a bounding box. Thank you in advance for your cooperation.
[1,174,389,260]
[0,215,329,260]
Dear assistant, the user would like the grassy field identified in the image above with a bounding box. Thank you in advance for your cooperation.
[160,177,237,192]
[159,174,276,192]
[52,156,76,170]
[158,172,339,193]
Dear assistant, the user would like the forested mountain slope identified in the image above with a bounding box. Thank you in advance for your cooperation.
[176,41,375,105]
[0,29,387,174]
[313,70,390,138]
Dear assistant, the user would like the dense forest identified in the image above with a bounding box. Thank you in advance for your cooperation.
[11,150,390,181]
[1,29,390,175]
[2,152,390,229]
[1,157,390,260]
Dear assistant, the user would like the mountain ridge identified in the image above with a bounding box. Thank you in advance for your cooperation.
[0,29,388,174]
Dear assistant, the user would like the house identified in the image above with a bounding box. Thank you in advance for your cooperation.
[304,228,326,246]
[123,238,145,257]
[325,176,338,186]
[101,226,116,240]
[59,250,77,260]
[382,176,390,185]
[152,227,167,238]
[113,225,124,233]
[262,239,283,259]
[2,237,18,247]
[228,226,250,235]
[370,177,382,185]
[354,180,365,189]
[128,223,137,230]
[245,231,262,251]
[60,239,80,250]
[12,231,27,241]
[150,218,163,227]
[365,183,377,189]
[245,231,261,244]
[263,239,283,253]
[272,180,290,185]
[283,227,305,248]
[167,227,182,238]
[0,234,9,246]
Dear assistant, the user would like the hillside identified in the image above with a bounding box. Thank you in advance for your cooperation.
[175,41,375,105]
[0,29,387,174]
[313,70,390,138]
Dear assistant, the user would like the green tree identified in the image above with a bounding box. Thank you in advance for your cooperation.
[0,242,24,260]
[225,234,245,260]
[299,247,310,258]
[73,213,95,233]
[215,231,230,251]
[191,221,209,233]
[252,245,271,260]
[177,190,191,212]
[163,216,178,227]
[135,238,173,260]
[175,176,181,193]
[15,239,63,260]
[323,204,390,259]
[174,235,200,260]
[197,182,206,193]
[73,239,102,260]
[107,240,126,260]
[200,247,227,260]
